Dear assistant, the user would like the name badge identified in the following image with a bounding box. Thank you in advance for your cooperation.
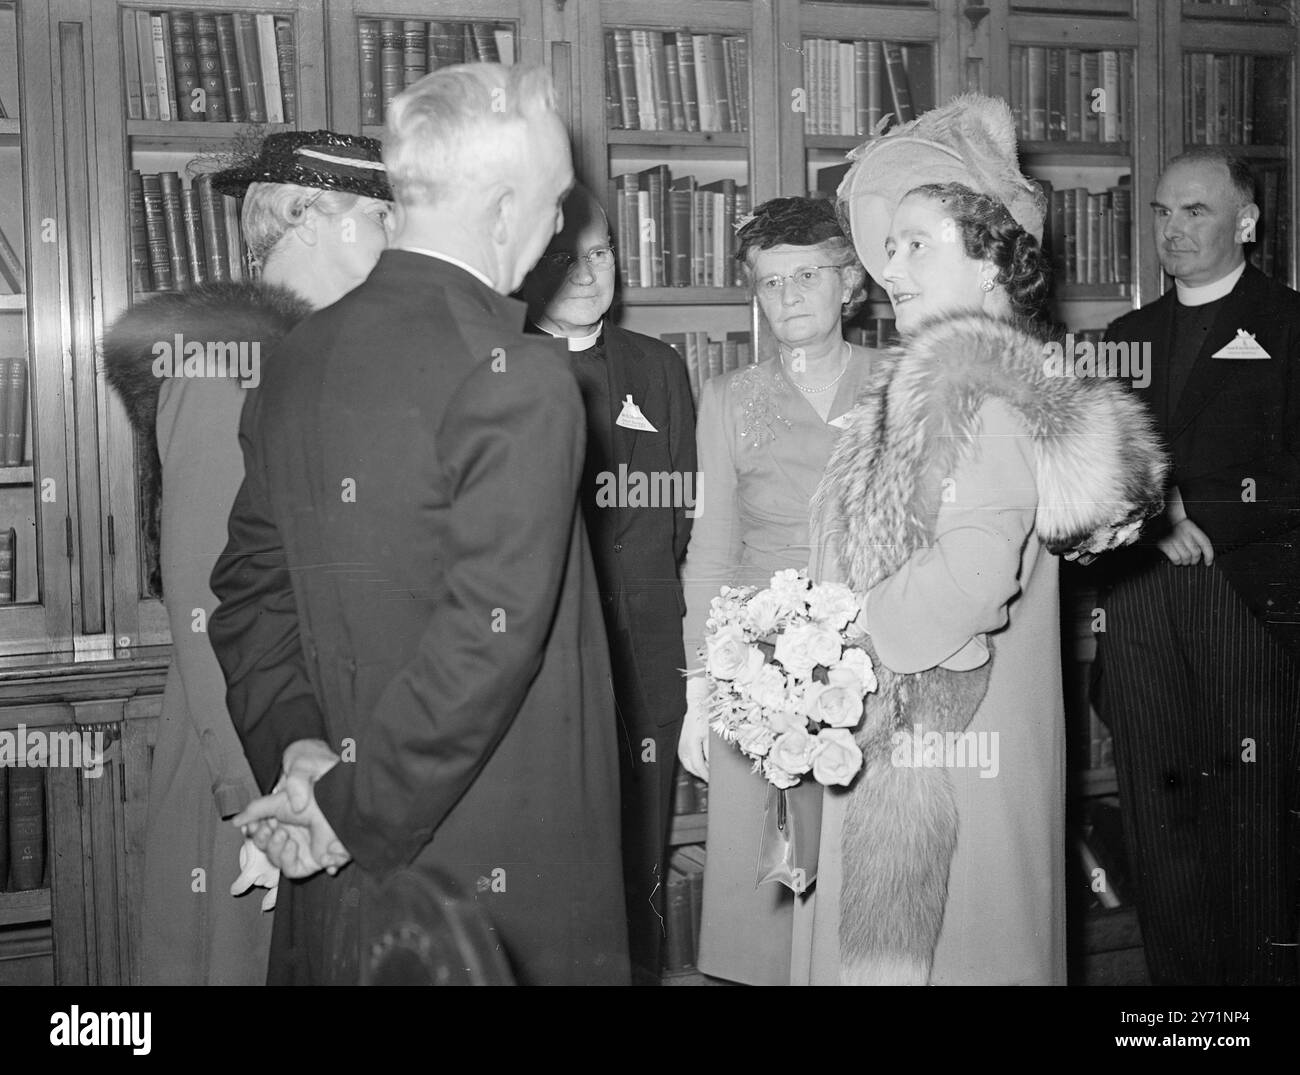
[1212,329,1271,360]
[616,395,658,432]
[827,413,855,430]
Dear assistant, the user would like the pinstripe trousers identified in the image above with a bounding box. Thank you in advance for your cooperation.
[1098,555,1300,985]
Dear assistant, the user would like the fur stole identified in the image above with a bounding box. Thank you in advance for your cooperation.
[810,311,1167,984]
[101,281,311,595]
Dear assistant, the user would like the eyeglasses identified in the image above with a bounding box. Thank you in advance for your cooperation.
[538,246,617,275]
[755,264,842,295]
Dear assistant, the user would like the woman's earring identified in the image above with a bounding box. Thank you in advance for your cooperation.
[980,278,995,292]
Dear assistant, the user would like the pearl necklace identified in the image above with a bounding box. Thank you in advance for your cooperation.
[782,340,851,394]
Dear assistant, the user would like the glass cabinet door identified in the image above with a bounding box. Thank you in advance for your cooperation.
[0,1,75,656]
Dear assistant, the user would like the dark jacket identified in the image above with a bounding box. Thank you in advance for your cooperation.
[583,324,696,735]
[208,251,630,986]
[1105,263,1300,627]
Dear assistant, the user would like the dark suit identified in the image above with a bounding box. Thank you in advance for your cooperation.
[1098,263,1300,984]
[209,252,630,985]
[544,322,696,983]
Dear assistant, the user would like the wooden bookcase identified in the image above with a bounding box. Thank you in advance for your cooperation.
[0,0,1294,985]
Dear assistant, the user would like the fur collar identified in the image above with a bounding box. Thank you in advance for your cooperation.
[815,310,1168,589]
[102,280,311,436]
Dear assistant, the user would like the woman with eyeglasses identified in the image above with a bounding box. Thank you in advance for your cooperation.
[103,130,393,985]
[676,196,876,986]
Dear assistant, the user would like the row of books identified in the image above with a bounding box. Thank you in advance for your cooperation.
[672,770,709,817]
[0,767,46,892]
[128,171,253,294]
[1009,46,1133,144]
[1041,180,1134,288]
[358,19,516,125]
[605,29,750,134]
[664,846,705,974]
[660,331,753,405]
[799,40,935,137]
[0,358,28,467]
[122,9,297,124]
[0,529,16,606]
[1182,53,1288,146]
[613,170,750,290]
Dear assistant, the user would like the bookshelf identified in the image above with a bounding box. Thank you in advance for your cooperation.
[0,0,1291,985]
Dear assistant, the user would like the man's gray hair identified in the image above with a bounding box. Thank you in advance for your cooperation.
[1165,146,1257,209]
[384,63,558,207]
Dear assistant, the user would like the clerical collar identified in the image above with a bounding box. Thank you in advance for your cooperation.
[1175,261,1245,307]
[534,320,603,352]
[396,247,496,292]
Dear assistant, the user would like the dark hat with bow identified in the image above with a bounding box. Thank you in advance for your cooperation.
[211,129,391,201]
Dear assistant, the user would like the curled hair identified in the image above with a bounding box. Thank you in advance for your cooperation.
[737,196,868,317]
[241,182,360,261]
[384,63,558,206]
[907,182,1051,320]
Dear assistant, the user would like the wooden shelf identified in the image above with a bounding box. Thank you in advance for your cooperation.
[1056,283,1132,300]
[0,886,51,927]
[0,465,33,485]
[622,286,750,305]
[1020,141,1131,165]
[0,118,19,144]
[607,129,748,149]
[127,120,293,151]
[0,294,25,310]
[669,811,707,845]
[1182,0,1292,21]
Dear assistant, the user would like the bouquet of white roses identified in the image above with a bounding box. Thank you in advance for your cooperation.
[694,569,876,790]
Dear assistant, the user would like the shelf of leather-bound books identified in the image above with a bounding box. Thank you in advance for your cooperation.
[341,3,542,137]
[1183,0,1293,20]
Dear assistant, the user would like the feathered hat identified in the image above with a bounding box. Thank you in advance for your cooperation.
[837,94,1045,286]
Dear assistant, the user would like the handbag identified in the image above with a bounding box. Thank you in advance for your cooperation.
[756,779,824,894]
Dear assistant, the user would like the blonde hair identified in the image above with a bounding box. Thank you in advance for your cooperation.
[383,63,558,207]
[241,182,361,261]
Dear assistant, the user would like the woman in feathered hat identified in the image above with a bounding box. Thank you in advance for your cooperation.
[800,94,1167,985]
[103,130,392,985]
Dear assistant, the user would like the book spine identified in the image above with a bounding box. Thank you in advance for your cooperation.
[1111,184,1132,284]
[427,22,464,70]
[709,34,731,133]
[1047,48,1064,140]
[631,30,655,131]
[170,11,202,122]
[724,35,742,134]
[1026,46,1047,140]
[358,19,381,125]
[3,359,26,466]
[693,36,716,132]
[637,189,653,288]
[224,196,244,282]
[155,13,177,122]
[612,30,638,131]
[158,172,191,290]
[493,28,515,66]
[140,173,172,291]
[604,30,623,129]
[194,14,228,122]
[234,12,266,123]
[881,41,914,126]
[1081,52,1100,142]
[122,8,142,121]
[1062,187,1078,284]
[181,187,207,286]
[402,20,427,89]
[137,12,160,121]
[676,31,699,133]
[471,23,499,63]
[7,768,46,891]
[1049,189,1067,284]
[903,43,935,115]
[128,170,152,293]
[1074,188,1089,283]
[195,175,228,282]
[649,32,671,132]
[257,14,284,124]
[274,18,297,125]
[1100,50,1120,142]
[665,41,686,132]
[733,36,750,133]
[378,20,404,121]
[732,186,749,287]
[1065,48,1082,141]
[664,869,693,972]
[668,187,692,286]
[215,14,246,123]
[864,40,883,134]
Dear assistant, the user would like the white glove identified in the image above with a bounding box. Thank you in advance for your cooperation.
[678,676,712,781]
[231,835,280,912]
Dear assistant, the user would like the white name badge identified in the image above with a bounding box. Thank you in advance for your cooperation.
[616,395,658,432]
[827,413,855,430]
[1212,329,1271,360]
